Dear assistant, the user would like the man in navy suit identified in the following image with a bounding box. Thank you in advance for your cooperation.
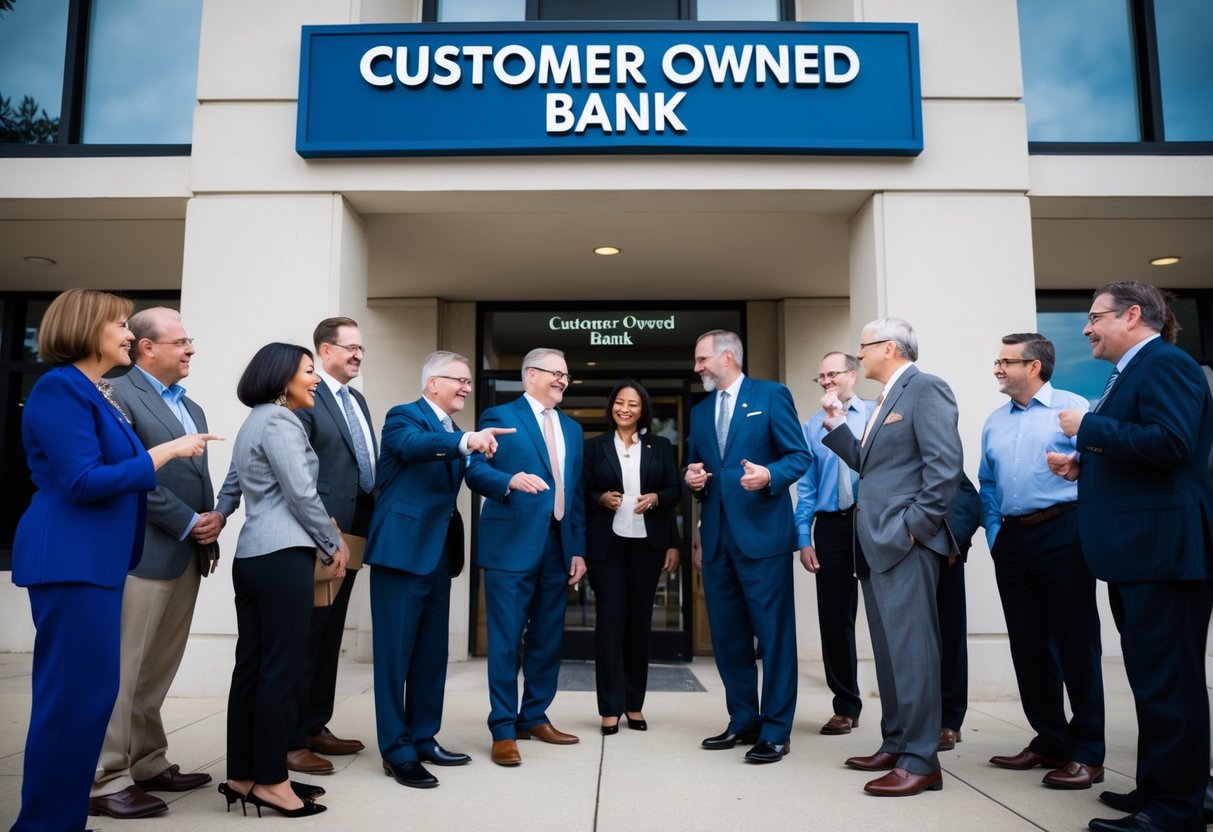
[1049,281,1213,832]
[366,351,514,788]
[684,329,810,764]
[464,348,587,767]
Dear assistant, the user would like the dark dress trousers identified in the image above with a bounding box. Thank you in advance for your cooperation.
[584,430,681,717]
[364,398,468,765]
[11,365,157,832]
[1074,337,1213,830]
[294,382,377,743]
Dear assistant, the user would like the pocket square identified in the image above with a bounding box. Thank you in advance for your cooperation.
[746,411,764,417]
[882,412,903,425]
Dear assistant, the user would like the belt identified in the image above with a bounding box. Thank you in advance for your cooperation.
[816,508,854,518]
[1003,502,1077,527]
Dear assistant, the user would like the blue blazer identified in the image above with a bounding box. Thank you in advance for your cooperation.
[687,377,810,561]
[1075,338,1213,582]
[13,365,157,588]
[465,396,586,572]
[365,398,467,577]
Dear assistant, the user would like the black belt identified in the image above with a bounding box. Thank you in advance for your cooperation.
[816,508,854,518]
[1003,502,1077,527]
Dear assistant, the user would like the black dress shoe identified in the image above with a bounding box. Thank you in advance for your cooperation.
[1098,791,1145,814]
[417,744,472,766]
[625,714,647,731]
[744,740,789,763]
[383,760,439,789]
[601,720,620,736]
[135,763,213,792]
[88,785,168,819]
[1088,813,1163,832]
[701,724,760,750]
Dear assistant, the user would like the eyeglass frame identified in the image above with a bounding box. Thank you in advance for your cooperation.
[858,339,891,351]
[436,375,472,387]
[1086,309,1120,326]
[813,370,852,386]
[992,358,1035,369]
[526,366,572,383]
[328,342,366,355]
[149,337,195,347]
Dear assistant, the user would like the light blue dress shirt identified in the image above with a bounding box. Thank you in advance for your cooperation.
[978,381,1087,548]
[133,365,200,540]
[795,397,873,549]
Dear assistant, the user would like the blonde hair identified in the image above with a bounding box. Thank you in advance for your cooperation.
[37,288,133,365]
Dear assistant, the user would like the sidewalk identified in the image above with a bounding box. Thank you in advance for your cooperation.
[0,652,1141,831]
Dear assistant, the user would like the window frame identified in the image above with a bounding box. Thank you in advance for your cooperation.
[421,0,796,23]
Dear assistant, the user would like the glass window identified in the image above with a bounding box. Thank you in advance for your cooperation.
[537,0,680,20]
[1018,0,1140,142]
[696,0,780,21]
[1154,0,1213,141]
[0,0,68,144]
[437,0,525,22]
[81,0,203,144]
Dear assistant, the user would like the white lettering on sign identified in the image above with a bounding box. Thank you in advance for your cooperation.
[547,92,685,134]
[546,315,677,345]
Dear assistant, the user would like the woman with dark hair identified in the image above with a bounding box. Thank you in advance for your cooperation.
[583,379,681,735]
[215,343,349,818]
[11,288,217,832]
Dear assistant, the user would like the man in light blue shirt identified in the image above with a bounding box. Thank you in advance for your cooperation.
[795,351,872,736]
[978,332,1105,791]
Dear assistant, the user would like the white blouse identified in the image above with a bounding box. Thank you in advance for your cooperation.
[611,432,647,539]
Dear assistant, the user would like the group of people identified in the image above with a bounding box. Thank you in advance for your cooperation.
[8,279,1212,832]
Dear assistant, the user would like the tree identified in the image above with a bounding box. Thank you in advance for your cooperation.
[0,92,60,144]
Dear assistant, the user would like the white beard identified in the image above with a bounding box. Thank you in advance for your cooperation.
[701,375,717,392]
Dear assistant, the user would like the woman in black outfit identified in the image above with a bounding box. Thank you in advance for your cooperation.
[584,380,681,735]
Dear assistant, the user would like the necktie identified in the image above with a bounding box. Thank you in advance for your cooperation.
[1093,368,1120,413]
[442,415,454,433]
[837,462,855,510]
[861,392,885,446]
[716,390,730,456]
[543,408,565,521]
[338,387,373,493]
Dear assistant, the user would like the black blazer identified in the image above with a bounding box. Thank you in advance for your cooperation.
[296,382,378,537]
[584,430,681,561]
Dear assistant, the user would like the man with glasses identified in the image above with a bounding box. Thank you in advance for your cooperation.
[464,348,587,766]
[684,329,809,764]
[366,351,514,787]
[821,317,962,796]
[1048,282,1213,832]
[979,333,1105,791]
[287,317,377,774]
[794,352,872,738]
[89,308,218,819]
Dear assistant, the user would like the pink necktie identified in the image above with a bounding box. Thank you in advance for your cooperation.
[543,408,565,521]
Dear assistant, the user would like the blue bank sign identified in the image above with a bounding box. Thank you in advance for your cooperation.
[296,22,922,158]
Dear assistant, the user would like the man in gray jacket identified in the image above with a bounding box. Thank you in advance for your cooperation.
[89,308,222,819]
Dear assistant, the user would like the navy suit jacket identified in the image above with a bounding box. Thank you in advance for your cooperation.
[296,382,378,537]
[687,376,810,561]
[13,365,157,588]
[584,431,680,561]
[465,396,586,572]
[365,398,467,577]
[1075,337,1213,582]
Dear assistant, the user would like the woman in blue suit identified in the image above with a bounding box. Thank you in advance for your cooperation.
[11,289,216,832]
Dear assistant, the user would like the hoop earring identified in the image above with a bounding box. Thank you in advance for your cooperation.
[274,391,289,407]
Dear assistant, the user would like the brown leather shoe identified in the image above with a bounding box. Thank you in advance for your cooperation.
[864,768,943,797]
[491,739,522,766]
[309,726,365,756]
[1042,761,1105,789]
[820,714,856,735]
[88,785,168,818]
[286,748,335,774]
[518,723,580,744]
[989,747,1066,770]
[845,751,898,771]
[134,763,213,792]
[938,727,961,751]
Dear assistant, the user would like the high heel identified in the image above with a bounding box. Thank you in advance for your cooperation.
[290,781,325,800]
[217,782,248,816]
[601,717,620,736]
[245,788,327,818]
[625,714,647,731]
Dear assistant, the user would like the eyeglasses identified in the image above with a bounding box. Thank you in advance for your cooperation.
[437,375,472,387]
[992,358,1034,369]
[858,339,890,351]
[1086,310,1118,325]
[331,343,366,355]
[813,370,849,386]
[527,366,571,383]
[151,338,194,348]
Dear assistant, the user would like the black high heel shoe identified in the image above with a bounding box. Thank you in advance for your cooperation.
[601,717,620,736]
[217,782,248,815]
[245,788,327,818]
[625,714,648,731]
[290,781,325,800]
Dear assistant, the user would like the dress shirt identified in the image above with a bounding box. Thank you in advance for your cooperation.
[795,397,873,549]
[978,381,1086,547]
[318,369,376,483]
[611,431,647,539]
[1115,333,1159,374]
[133,365,200,540]
[523,392,565,470]
[421,395,472,456]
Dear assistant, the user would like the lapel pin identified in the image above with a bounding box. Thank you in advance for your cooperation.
[741,402,749,409]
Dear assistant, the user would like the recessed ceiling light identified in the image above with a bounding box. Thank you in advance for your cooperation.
[23,256,56,267]
[1149,255,1181,266]
[572,379,583,384]
[586,361,597,367]
[593,246,621,256]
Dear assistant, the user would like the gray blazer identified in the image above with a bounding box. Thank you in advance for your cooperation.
[110,369,214,580]
[215,404,341,560]
[823,364,963,573]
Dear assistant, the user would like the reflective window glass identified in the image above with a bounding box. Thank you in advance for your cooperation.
[81,0,203,144]
[538,0,680,20]
[696,0,780,21]
[437,0,525,21]
[1018,0,1140,142]
[0,0,68,144]
[1154,0,1213,141]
